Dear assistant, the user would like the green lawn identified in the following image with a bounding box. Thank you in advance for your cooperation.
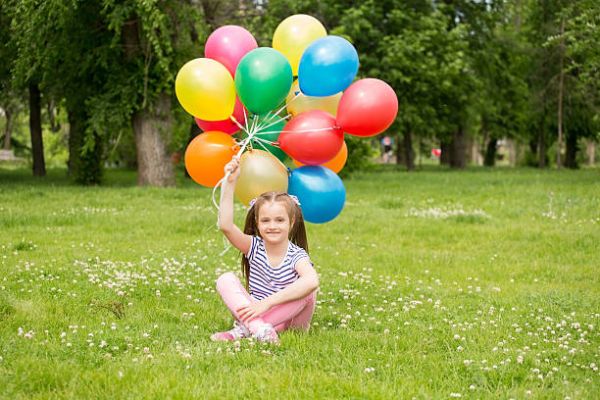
[0,166,599,399]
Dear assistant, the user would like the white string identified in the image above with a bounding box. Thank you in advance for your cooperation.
[255,92,299,132]
[243,107,249,133]
[252,136,278,146]
[230,115,249,136]
[257,126,338,136]
[252,137,272,151]
[211,119,258,210]
[254,114,292,135]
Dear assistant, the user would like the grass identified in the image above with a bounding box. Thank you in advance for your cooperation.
[0,166,599,399]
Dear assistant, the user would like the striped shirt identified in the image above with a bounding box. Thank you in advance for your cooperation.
[245,236,311,301]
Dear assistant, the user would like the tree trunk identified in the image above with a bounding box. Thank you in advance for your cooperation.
[3,107,12,150]
[484,137,497,167]
[68,106,84,175]
[537,123,547,168]
[556,18,565,169]
[564,132,578,169]
[133,94,175,187]
[450,127,466,169]
[440,140,450,165]
[403,130,414,171]
[123,16,175,187]
[67,105,103,185]
[586,140,596,166]
[394,133,403,165]
[469,137,482,166]
[29,84,46,177]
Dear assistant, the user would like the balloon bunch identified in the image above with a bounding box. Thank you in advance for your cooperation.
[176,15,398,223]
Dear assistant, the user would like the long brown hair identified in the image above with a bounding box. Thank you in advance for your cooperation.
[241,192,308,289]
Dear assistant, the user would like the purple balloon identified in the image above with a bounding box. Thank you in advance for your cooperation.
[205,26,258,77]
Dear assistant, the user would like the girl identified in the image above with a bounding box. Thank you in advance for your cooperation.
[211,156,319,344]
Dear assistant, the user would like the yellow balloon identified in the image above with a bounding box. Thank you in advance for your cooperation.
[235,150,289,206]
[286,80,342,117]
[273,14,327,76]
[175,58,235,121]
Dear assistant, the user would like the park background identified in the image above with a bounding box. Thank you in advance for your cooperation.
[1,0,599,399]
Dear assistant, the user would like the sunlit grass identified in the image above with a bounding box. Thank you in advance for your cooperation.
[1,166,599,398]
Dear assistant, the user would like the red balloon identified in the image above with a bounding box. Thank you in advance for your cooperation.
[195,97,246,135]
[279,110,344,165]
[337,78,398,137]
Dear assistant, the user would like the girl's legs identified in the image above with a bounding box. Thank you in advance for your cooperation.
[215,272,316,334]
[265,291,316,332]
[215,272,264,334]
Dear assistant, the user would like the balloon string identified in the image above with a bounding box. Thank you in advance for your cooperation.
[211,120,258,212]
[252,137,271,152]
[243,107,249,133]
[254,114,292,134]
[252,136,279,147]
[254,92,299,132]
[251,136,289,172]
[229,115,249,136]
[257,126,339,135]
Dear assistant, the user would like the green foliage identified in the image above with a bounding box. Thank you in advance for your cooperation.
[2,0,599,178]
[339,135,375,178]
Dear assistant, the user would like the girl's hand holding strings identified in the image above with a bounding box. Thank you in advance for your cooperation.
[224,156,241,183]
[237,300,272,323]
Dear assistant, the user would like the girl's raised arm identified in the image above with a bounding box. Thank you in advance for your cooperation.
[218,156,252,254]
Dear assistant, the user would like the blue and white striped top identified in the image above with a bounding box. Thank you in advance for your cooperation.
[245,236,311,301]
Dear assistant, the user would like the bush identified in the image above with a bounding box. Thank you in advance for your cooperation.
[339,135,375,178]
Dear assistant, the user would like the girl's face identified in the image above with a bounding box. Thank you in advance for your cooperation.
[257,201,292,245]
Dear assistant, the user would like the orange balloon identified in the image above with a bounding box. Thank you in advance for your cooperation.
[185,131,238,187]
[293,141,348,173]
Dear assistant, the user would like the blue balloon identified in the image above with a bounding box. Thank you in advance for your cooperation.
[288,166,346,224]
[298,36,359,97]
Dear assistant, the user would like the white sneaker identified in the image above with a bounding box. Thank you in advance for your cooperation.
[210,321,250,342]
[253,324,279,344]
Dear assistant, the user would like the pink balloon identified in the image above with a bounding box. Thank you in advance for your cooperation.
[195,97,246,135]
[205,26,258,76]
[337,78,398,137]
[279,110,344,165]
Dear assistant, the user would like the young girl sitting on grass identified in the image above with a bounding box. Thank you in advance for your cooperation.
[211,156,319,344]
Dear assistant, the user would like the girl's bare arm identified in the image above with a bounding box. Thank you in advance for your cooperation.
[218,157,252,254]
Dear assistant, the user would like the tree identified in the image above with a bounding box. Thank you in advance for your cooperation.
[5,0,49,176]
[92,0,209,186]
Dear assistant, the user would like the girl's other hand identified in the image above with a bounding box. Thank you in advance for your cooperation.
[224,156,241,183]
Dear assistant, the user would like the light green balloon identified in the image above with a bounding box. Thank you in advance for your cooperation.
[235,48,293,115]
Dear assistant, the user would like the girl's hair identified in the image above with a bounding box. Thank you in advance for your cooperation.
[241,192,308,289]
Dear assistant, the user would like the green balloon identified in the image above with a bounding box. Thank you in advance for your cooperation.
[252,120,288,162]
[235,48,293,115]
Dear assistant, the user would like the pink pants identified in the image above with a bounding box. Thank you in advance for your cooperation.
[216,272,316,334]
